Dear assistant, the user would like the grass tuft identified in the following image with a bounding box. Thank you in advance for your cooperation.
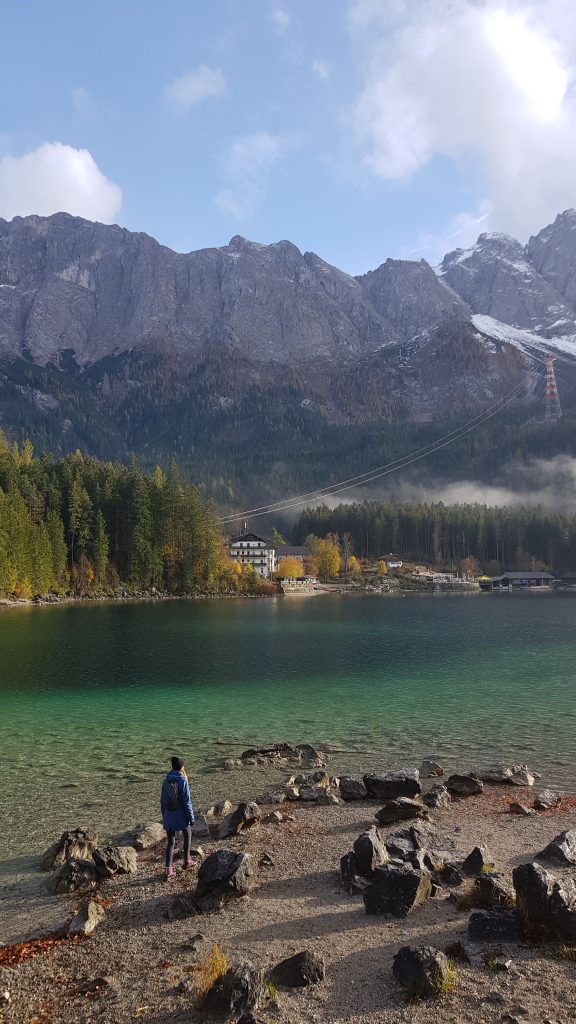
[193,944,229,1003]
[433,958,457,995]
[550,945,576,964]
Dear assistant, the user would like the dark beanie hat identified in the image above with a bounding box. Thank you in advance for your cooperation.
[171,755,184,770]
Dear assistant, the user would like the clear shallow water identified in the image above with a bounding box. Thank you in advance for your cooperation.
[0,592,575,862]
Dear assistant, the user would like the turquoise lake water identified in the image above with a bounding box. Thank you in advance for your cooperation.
[0,592,575,863]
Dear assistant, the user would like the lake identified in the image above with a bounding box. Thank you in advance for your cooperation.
[1,592,575,864]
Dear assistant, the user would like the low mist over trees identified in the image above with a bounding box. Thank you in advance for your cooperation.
[294,501,576,573]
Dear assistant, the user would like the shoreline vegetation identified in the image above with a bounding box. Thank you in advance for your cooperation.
[1,746,575,1023]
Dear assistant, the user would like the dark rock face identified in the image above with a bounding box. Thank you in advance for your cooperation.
[268,950,325,988]
[538,829,576,865]
[92,845,138,878]
[468,909,520,942]
[439,863,465,887]
[476,872,514,909]
[340,852,363,894]
[363,864,431,917]
[462,846,495,876]
[46,858,98,895]
[217,802,261,839]
[512,861,576,943]
[353,826,389,877]
[392,945,452,998]
[338,777,368,801]
[203,962,265,1016]
[375,798,428,826]
[194,850,256,912]
[446,774,483,796]
[423,784,451,809]
[363,771,421,800]
[39,828,99,871]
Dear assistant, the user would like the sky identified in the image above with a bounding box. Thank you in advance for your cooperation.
[1,0,576,273]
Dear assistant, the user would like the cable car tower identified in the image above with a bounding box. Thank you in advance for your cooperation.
[545,355,562,421]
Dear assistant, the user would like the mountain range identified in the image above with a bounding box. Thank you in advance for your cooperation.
[1,209,576,504]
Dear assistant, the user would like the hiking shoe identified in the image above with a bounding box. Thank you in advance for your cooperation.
[184,858,194,869]
[166,865,174,879]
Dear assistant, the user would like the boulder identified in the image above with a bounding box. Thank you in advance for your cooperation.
[549,877,576,943]
[39,828,99,872]
[462,845,495,876]
[480,766,513,784]
[508,802,536,816]
[165,894,200,920]
[385,831,415,861]
[295,744,326,767]
[446,773,483,796]
[338,777,368,801]
[194,850,256,912]
[268,950,325,988]
[206,800,233,818]
[534,789,562,811]
[420,759,444,778]
[509,765,536,787]
[92,846,138,878]
[68,899,106,936]
[476,872,515,909]
[316,791,341,806]
[353,826,389,877]
[363,864,431,917]
[190,814,211,840]
[375,798,428,826]
[392,946,452,998]
[513,861,556,940]
[423,784,451,809]
[217,802,261,839]
[363,770,421,800]
[284,786,300,800]
[203,962,265,1015]
[439,862,465,887]
[468,909,520,942]
[538,829,576,865]
[46,858,98,895]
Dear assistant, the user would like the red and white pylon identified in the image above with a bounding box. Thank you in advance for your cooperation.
[545,356,562,421]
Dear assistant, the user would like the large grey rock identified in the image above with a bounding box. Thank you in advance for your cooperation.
[39,828,99,871]
[392,945,452,998]
[513,861,556,940]
[194,850,256,912]
[420,759,444,778]
[468,910,520,942]
[92,846,138,878]
[353,826,389,877]
[363,864,431,917]
[120,822,165,850]
[446,773,483,796]
[534,789,562,811]
[462,845,495,876]
[423,784,451,809]
[538,829,576,865]
[338,777,368,801]
[217,801,261,839]
[203,962,265,1015]
[549,878,576,943]
[268,950,325,988]
[375,798,428,826]
[363,770,421,800]
[68,899,106,935]
[46,858,98,895]
[476,872,515,909]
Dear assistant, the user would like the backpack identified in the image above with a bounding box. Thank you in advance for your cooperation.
[162,776,182,813]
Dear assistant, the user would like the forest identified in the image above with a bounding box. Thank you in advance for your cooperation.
[0,434,268,599]
[293,500,576,574]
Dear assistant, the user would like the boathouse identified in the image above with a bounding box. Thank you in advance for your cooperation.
[486,571,554,590]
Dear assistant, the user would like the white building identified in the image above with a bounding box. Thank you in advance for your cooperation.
[229,531,277,578]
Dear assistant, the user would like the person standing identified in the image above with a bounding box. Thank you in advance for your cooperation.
[161,755,195,879]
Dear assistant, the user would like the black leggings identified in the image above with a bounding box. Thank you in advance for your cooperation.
[165,825,191,867]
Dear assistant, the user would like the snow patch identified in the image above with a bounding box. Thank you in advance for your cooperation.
[472,314,576,359]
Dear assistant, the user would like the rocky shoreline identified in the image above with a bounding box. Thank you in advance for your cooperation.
[1,749,575,1023]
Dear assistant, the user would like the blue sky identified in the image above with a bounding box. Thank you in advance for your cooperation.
[1,0,575,273]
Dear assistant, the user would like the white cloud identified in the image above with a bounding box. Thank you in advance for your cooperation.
[0,143,122,222]
[271,7,291,33]
[404,201,493,263]
[166,65,226,111]
[350,0,576,239]
[312,59,331,81]
[216,131,293,220]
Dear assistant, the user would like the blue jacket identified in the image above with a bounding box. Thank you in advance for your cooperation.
[161,769,195,832]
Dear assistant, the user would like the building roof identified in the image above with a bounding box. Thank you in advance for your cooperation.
[491,572,553,581]
[276,546,307,557]
[230,532,272,545]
